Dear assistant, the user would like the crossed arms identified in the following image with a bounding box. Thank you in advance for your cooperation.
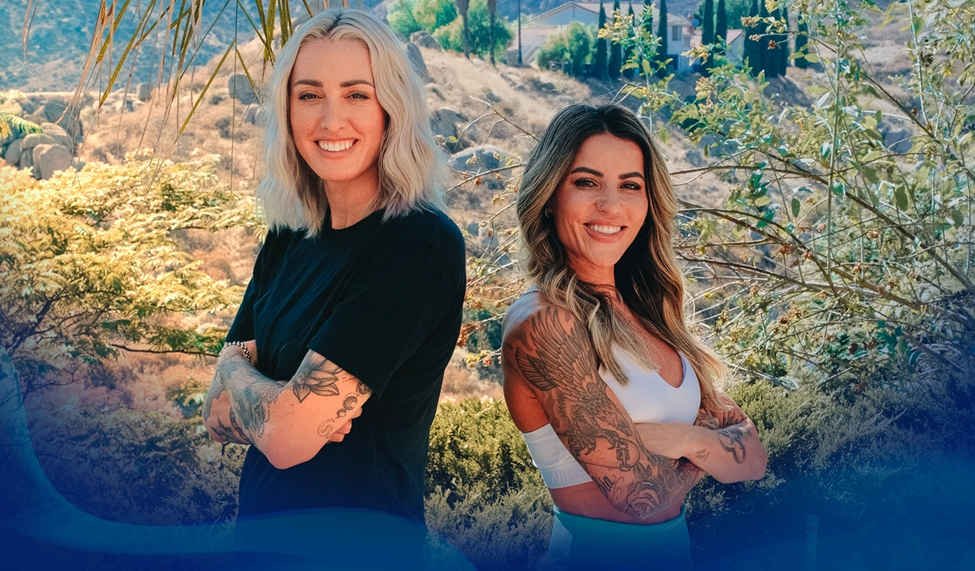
[503,305,766,520]
[202,342,370,470]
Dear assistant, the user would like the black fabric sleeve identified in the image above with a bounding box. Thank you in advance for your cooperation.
[307,239,462,398]
[226,230,274,343]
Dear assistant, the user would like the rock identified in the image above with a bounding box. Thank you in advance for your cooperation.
[72,157,87,171]
[228,74,258,105]
[41,98,68,123]
[18,99,37,115]
[483,90,502,104]
[32,144,72,180]
[41,123,72,149]
[684,149,705,168]
[450,145,512,190]
[405,43,427,79]
[410,31,441,51]
[136,82,152,102]
[466,221,480,236]
[21,133,55,151]
[19,148,34,172]
[4,139,23,165]
[430,108,465,141]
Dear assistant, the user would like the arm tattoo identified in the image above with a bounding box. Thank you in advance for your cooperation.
[513,307,697,519]
[716,425,751,464]
[292,353,344,403]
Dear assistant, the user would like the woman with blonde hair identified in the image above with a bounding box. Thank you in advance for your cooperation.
[503,104,766,569]
[201,7,465,535]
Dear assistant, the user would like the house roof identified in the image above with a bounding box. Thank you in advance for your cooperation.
[529,2,692,28]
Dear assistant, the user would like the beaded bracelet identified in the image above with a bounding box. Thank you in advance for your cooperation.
[225,341,252,364]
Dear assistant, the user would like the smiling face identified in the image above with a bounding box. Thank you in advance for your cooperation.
[549,133,650,287]
[289,37,386,198]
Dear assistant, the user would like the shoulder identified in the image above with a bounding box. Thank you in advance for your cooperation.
[379,207,465,266]
[502,294,588,354]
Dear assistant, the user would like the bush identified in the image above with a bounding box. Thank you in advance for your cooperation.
[432,0,513,60]
[536,23,594,77]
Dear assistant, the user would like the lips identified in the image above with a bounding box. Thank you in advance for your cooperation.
[318,139,355,152]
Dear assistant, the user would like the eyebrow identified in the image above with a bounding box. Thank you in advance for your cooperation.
[291,79,375,88]
[569,167,645,181]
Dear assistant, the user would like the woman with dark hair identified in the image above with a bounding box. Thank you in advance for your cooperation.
[201,8,465,531]
[503,104,766,569]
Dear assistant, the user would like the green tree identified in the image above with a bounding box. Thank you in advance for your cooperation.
[456,0,471,59]
[608,0,623,78]
[701,0,715,74]
[715,0,728,61]
[656,0,669,76]
[434,0,513,60]
[536,22,593,77]
[387,0,423,38]
[0,154,260,394]
[414,0,458,34]
[487,0,498,65]
[594,1,608,79]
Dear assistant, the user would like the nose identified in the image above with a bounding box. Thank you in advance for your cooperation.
[596,189,622,212]
[319,99,345,131]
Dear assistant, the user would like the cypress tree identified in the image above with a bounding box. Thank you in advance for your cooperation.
[595,1,608,79]
[758,0,770,76]
[623,4,637,79]
[794,13,809,69]
[657,0,669,76]
[702,0,714,74]
[778,8,790,76]
[744,0,759,75]
[644,0,653,38]
[609,0,623,78]
[716,0,727,60]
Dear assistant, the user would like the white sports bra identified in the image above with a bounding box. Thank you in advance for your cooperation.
[521,349,701,489]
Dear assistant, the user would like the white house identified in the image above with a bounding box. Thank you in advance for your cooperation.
[518,2,695,73]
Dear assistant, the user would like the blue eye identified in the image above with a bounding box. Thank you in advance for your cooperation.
[351,92,369,100]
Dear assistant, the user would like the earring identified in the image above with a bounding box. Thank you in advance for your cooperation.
[544,209,552,218]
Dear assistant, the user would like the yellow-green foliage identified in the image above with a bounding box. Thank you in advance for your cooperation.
[425,398,552,570]
[0,152,262,393]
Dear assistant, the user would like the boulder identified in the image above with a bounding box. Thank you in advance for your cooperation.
[410,31,441,51]
[430,108,465,141]
[41,98,68,123]
[32,144,72,180]
[136,82,152,102]
[450,145,510,174]
[19,148,34,172]
[41,124,72,149]
[4,139,23,165]
[21,133,56,151]
[684,149,705,168]
[228,74,258,105]
[405,43,427,79]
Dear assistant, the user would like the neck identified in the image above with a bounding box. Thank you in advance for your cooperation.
[323,177,381,230]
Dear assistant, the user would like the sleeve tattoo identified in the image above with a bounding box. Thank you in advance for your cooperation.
[513,307,698,519]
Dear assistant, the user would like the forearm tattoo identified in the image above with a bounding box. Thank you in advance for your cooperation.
[292,354,344,402]
[695,405,751,464]
[512,307,698,519]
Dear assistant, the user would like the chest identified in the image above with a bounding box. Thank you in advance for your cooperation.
[599,350,701,424]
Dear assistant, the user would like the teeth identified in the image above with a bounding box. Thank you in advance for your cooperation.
[318,140,354,152]
[589,224,622,234]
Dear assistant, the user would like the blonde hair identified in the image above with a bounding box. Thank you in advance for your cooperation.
[258,8,443,235]
[517,104,727,413]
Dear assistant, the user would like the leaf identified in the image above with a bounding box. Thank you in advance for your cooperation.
[894,186,909,211]
[754,196,772,207]
[861,166,880,184]
[949,208,964,227]
[791,198,801,218]
[804,53,821,63]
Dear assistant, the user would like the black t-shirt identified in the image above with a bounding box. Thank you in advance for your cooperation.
[226,207,465,522]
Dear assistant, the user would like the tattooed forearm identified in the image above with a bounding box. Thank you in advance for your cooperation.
[716,425,751,464]
[292,354,344,402]
[513,307,699,519]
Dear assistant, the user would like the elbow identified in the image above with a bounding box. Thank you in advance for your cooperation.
[258,425,320,470]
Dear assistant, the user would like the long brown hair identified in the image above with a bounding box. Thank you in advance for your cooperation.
[517,104,726,412]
